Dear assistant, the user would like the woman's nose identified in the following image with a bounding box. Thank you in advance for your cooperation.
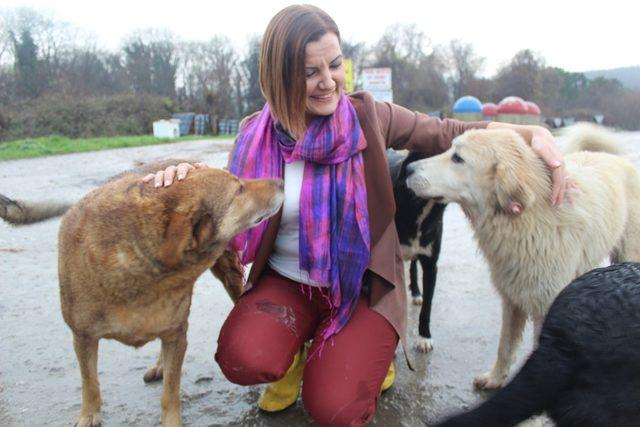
[318,69,335,91]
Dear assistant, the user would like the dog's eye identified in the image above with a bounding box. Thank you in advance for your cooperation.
[236,184,245,195]
[451,153,464,164]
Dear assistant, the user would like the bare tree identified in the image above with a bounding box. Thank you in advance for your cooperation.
[447,39,485,100]
[5,8,77,81]
[0,12,13,65]
[494,49,544,103]
[341,38,368,90]
[419,46,452,111]
[238,35,263,116]
[601,90,640,129]
[0,7,84,97]
[123,29,177,98]
[371,24,450,111]
[176,36,238,117]
[55,48,114,96]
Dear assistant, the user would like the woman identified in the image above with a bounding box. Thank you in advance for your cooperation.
[147,5,570,426]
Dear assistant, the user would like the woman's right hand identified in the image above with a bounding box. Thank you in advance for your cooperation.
[142,162,209,188]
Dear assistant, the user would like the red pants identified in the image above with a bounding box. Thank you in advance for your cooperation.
[215,269,399,426]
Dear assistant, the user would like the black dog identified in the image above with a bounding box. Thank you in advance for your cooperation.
[387,149,447,352]
[436,262,640,427]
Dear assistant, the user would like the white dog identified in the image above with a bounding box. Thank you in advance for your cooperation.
[407,124,640,390]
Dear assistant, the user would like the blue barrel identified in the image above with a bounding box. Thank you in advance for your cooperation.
[172,112,196,136]
[194,114,211,135]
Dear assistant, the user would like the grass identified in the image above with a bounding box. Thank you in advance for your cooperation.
[0,134,235,161]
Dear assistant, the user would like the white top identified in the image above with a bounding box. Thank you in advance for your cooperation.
[267,160,329,287]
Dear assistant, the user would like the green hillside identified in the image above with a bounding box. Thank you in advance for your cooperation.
[584,66,640,90]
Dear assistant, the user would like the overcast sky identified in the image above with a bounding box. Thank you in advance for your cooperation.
[4,0,639,76]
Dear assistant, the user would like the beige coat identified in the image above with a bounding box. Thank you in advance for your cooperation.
[232,91,488,366]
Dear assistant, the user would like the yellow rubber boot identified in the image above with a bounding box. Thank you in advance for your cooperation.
[258,348,305,412]
[380,361,396,393]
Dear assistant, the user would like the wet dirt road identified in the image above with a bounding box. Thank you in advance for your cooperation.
[1,132,639,426]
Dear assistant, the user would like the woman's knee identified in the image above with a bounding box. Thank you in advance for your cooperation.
[215,340,293,385]
[215,289,306,384]
[302,383,377,427]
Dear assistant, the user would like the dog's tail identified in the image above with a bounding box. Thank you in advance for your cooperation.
[435,340,573,427]
[0,194,72,225]
[563,122,623,156]
[0,159,196,226]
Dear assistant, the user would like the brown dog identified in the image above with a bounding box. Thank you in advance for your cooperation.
[58,167,283,427]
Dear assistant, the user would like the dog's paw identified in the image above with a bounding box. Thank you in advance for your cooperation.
[415,337,433,353]
[411,295,423,305]
[162,410,184,427]
[473,372,505,390]
[75,413,102,427]
[143,364,163,383]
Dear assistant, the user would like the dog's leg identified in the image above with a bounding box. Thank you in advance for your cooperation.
[409,259,422,305]
[211,249,244,304]
[438,333,573,427]
[611,230,640,265]
[528,315,548,427]
[474,299,526,390]
[160,329,187,427]
[416,255,437,353]
[515,416,544,427]
[144,350,163,382]
[533,317,544,346]
[611,191,640,263]
[148,252,243,389]
[73,333,102,427]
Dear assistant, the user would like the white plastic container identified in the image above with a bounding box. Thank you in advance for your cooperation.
[153,119,181,138]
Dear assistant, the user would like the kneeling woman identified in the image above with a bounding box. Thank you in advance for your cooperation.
[151,4,569,426]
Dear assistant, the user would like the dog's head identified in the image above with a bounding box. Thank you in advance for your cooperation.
[406,129,549,217]
[154,169,284,268]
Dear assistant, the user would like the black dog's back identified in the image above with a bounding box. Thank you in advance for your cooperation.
[388,149,447,351]
[437,263,640,427]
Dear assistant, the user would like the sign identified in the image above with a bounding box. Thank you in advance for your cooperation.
[362,67,393,102]
[344,59,354,93]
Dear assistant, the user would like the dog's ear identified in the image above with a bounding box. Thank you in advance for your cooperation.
[493,162,534,215]
[192,212,218,252]
[158,211,192,268]
[157,210,219,268]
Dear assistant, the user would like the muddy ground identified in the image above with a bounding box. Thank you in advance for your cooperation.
[1,132,639,426]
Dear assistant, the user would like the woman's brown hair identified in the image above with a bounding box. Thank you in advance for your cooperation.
[260,4,340,137]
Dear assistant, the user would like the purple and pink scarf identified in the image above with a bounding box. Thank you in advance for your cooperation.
[228,94,370,340]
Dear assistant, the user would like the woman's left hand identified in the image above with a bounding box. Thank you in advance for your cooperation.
[529,126,573,207]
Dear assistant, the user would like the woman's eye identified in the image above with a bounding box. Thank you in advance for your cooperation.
[451,153,464,164]
[306,71,316,78]
[330,63,342,69]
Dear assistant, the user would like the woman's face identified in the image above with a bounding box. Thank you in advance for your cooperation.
[304,32,345,118]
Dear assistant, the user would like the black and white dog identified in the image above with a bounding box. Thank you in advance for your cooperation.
[387,149,447,352]
[436,263,640,427]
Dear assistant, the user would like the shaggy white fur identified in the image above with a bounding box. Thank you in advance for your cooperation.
[407,124,640,390]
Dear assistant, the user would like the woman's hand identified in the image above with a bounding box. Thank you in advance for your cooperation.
[529,126,572,207]
[142,162,209,188]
